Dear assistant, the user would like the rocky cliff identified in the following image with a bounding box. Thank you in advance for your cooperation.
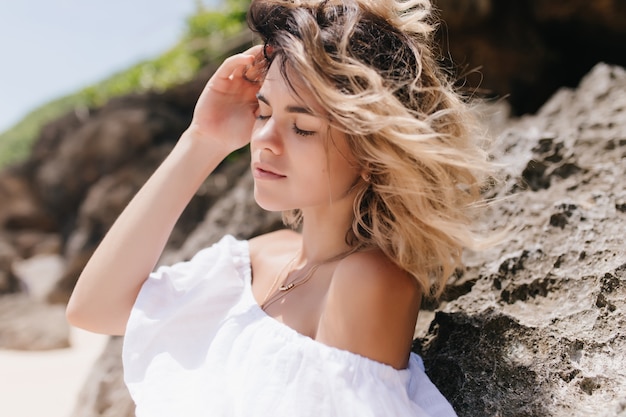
[417,63,626,417]
[1,3,625,416]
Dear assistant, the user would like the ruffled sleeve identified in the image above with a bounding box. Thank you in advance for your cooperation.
[122,235,248,395]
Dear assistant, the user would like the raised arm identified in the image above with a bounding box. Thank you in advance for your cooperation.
[66,46,264,335]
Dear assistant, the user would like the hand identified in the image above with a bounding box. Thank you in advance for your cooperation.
[186,45,265,155]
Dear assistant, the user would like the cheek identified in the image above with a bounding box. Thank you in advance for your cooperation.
[328,147,360,185]
[321,163,359,200]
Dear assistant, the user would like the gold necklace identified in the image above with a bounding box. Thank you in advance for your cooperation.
[260,248,356,311]
[260,250,301,308]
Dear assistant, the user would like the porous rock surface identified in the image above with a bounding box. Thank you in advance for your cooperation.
[415,63,626,417]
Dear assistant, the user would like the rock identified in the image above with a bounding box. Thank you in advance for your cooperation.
[0,237,19,294]
[0,171,56,231]
[435,0,626,114]
[163,149,253,251]
[12,231,62,258]
[12,254,66,302]
[414,63,626,417]
[0,294,69,350]
[48,250,94,305]
[34,100,188,226]
[69,337,135,417]
[49,144,176,303]
[29,109,87,168]
[0,230,62,297]
[159,169,284,265]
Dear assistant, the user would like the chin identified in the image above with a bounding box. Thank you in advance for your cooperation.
[253,187,293,212]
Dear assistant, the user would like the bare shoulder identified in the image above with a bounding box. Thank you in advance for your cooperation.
[317,250,422,369]
[336,251,416,291]
[248,229,301,258]
[332,251,422,316]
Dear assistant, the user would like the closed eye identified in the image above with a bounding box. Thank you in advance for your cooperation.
[292,124,315,137]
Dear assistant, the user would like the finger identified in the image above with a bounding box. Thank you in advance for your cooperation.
[239,45,267,83]
[241,44,264,57]
[243,57,267,84]
[216,52,257,82]
[229,57,256,81]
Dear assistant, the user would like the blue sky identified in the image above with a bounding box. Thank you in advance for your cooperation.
[0,0,221,133]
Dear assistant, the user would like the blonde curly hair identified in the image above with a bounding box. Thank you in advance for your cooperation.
[247,0,493,297]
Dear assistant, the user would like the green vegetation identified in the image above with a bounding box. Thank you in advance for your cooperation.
[0,0,251,169]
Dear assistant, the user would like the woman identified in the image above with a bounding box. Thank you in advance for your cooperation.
[67,0,491,415]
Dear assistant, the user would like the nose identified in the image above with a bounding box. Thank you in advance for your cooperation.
[251,118,283,155]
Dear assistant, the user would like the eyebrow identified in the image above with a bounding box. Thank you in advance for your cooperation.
[256,92,314,115]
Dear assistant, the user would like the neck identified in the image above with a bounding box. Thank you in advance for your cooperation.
[297,199,355,265]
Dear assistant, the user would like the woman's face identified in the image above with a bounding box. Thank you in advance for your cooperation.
[250,60,362,214]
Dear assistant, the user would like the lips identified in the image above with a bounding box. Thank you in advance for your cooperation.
[252,163,286,179]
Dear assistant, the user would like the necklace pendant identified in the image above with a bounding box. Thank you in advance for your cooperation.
[279,283,294,291]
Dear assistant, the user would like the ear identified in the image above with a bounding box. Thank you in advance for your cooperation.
[360,172,371,182]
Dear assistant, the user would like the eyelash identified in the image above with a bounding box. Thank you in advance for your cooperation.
[255,114,315,137]
[292,124,315,137]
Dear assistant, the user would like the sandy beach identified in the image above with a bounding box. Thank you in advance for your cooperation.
[0,326,109,417]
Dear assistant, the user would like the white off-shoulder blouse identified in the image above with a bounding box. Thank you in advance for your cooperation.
[123,235,458,417]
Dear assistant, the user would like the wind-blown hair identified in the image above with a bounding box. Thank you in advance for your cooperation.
[247,0,493,297]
